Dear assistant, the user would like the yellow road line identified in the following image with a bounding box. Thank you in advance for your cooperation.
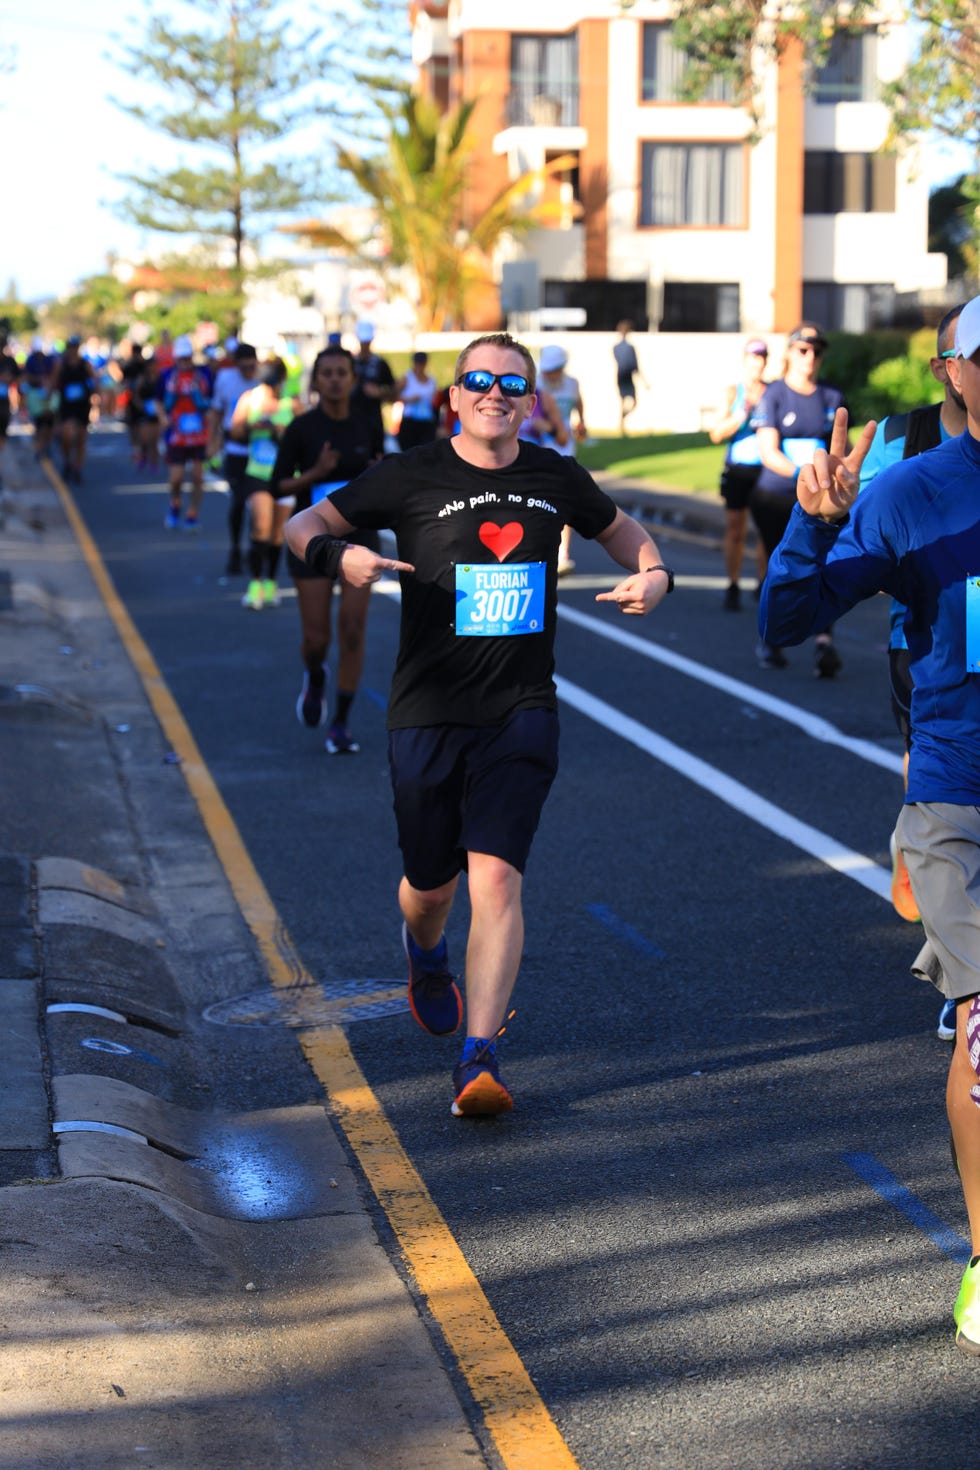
[45,460,579,1470]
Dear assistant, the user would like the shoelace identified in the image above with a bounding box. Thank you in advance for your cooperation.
[470,1010,516,1066]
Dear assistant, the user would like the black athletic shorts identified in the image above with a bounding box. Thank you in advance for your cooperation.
[719,463,761,511]
[388,707,560,891]
[888,646,913,752]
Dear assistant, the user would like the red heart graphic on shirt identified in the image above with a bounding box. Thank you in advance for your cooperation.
[479,521,524,561]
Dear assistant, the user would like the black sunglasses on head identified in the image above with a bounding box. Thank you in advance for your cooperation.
[456,369,530,397]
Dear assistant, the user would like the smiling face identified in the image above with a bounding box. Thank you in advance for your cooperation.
[448,344,536,460]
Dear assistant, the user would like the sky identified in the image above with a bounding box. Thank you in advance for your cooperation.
[2,2,975,305]
[2,0,356,303]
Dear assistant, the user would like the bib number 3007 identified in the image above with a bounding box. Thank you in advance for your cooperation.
[455,561,546,637]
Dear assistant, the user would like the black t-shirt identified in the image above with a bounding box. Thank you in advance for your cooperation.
[271,405,384,513]
[351,352,395,433]
[272,404,384,553]
[330,437,618,729]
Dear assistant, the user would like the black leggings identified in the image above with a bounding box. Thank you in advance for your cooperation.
[749,486,796,558]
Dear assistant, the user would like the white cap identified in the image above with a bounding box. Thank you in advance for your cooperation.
[355,320,375,343]
[539,344,568,373]
[954,296,980,360]
[174,336,194,358]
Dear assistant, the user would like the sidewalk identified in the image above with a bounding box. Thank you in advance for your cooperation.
[0,435,481,1469]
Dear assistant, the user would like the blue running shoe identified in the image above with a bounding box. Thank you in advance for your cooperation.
[402,921,462,1037]
[164,506,182,530]
[451,1039,513,1117]
[938,998,957,1042]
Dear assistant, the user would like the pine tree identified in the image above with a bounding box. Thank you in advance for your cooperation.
[111,0,408,329]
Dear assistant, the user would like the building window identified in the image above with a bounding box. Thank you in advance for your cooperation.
[641,22,734,103]
[543,279,648,332]
[640,143,744,227]
[661,282,740,333]
[802,282,895,332]
[804,152,896,213]
[812,29,878,104]
[509,32,579,127]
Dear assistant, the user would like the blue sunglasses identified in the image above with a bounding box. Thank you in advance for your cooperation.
[456,369,530,397]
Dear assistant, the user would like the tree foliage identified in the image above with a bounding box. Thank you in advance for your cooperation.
[671,1,875,125]
[110,0,372,328]
[321,92,579,331]
[882,2,980,275]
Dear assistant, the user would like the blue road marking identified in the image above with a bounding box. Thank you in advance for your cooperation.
[585,903,665,959]
[361,686,388,711]
[842,1152,971,1263]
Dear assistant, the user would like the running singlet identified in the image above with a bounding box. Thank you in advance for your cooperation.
[329,437,617,729]
[245,399,295,482]
[725,383,762,467]
[163,367,210,449]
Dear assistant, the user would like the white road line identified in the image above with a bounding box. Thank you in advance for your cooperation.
[557,603,902,776]
[556,675,892,902]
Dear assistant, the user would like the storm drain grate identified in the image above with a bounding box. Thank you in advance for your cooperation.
[203,977,409,1029]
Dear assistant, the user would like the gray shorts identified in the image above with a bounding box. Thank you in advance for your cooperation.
[896,802,980,1001]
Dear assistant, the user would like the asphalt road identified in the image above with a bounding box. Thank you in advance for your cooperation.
[71,423,976,1470]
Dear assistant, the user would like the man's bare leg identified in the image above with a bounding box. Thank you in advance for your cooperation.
[462,852,523,1039]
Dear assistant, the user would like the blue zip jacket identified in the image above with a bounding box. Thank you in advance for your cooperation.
[759,430,980,803]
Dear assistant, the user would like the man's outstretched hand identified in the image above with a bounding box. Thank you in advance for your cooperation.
[797,408,877,522]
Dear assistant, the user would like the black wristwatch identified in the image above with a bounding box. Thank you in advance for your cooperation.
[641,564,675,593]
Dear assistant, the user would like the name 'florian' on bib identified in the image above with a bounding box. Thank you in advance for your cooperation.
[454,561,546,637]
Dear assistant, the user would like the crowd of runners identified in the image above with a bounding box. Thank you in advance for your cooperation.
[4,311,980,1355]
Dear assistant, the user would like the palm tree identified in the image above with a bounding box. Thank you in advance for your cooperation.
[287,91,577,330]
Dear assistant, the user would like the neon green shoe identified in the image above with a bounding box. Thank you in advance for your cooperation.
[954,1257,980,1353]
[241,579,264,610]
[262,579,280,607]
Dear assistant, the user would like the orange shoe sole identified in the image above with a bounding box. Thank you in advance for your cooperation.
[451,1072,514,1117]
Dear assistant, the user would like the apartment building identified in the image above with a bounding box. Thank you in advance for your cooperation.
[409,1,946,335]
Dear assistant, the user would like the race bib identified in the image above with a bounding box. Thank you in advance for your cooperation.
[177,411,203,435]
[250,438,278,464]
[64,382,85,402]
[0,383,8,399]
[311,479,348,505]
[455,561,546,637]
[782,436,824,469]
[142,399,156,415]
[967,576,980,672]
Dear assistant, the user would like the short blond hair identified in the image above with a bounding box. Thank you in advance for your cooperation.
[454,333,536,394]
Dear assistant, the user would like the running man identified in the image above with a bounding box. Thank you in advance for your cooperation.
[709,338,770,611]
[613,320,647,435]
[159,337,211,530]
[759,294,980,1354]
[50,337,97,486]
[285,331,673,1116]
